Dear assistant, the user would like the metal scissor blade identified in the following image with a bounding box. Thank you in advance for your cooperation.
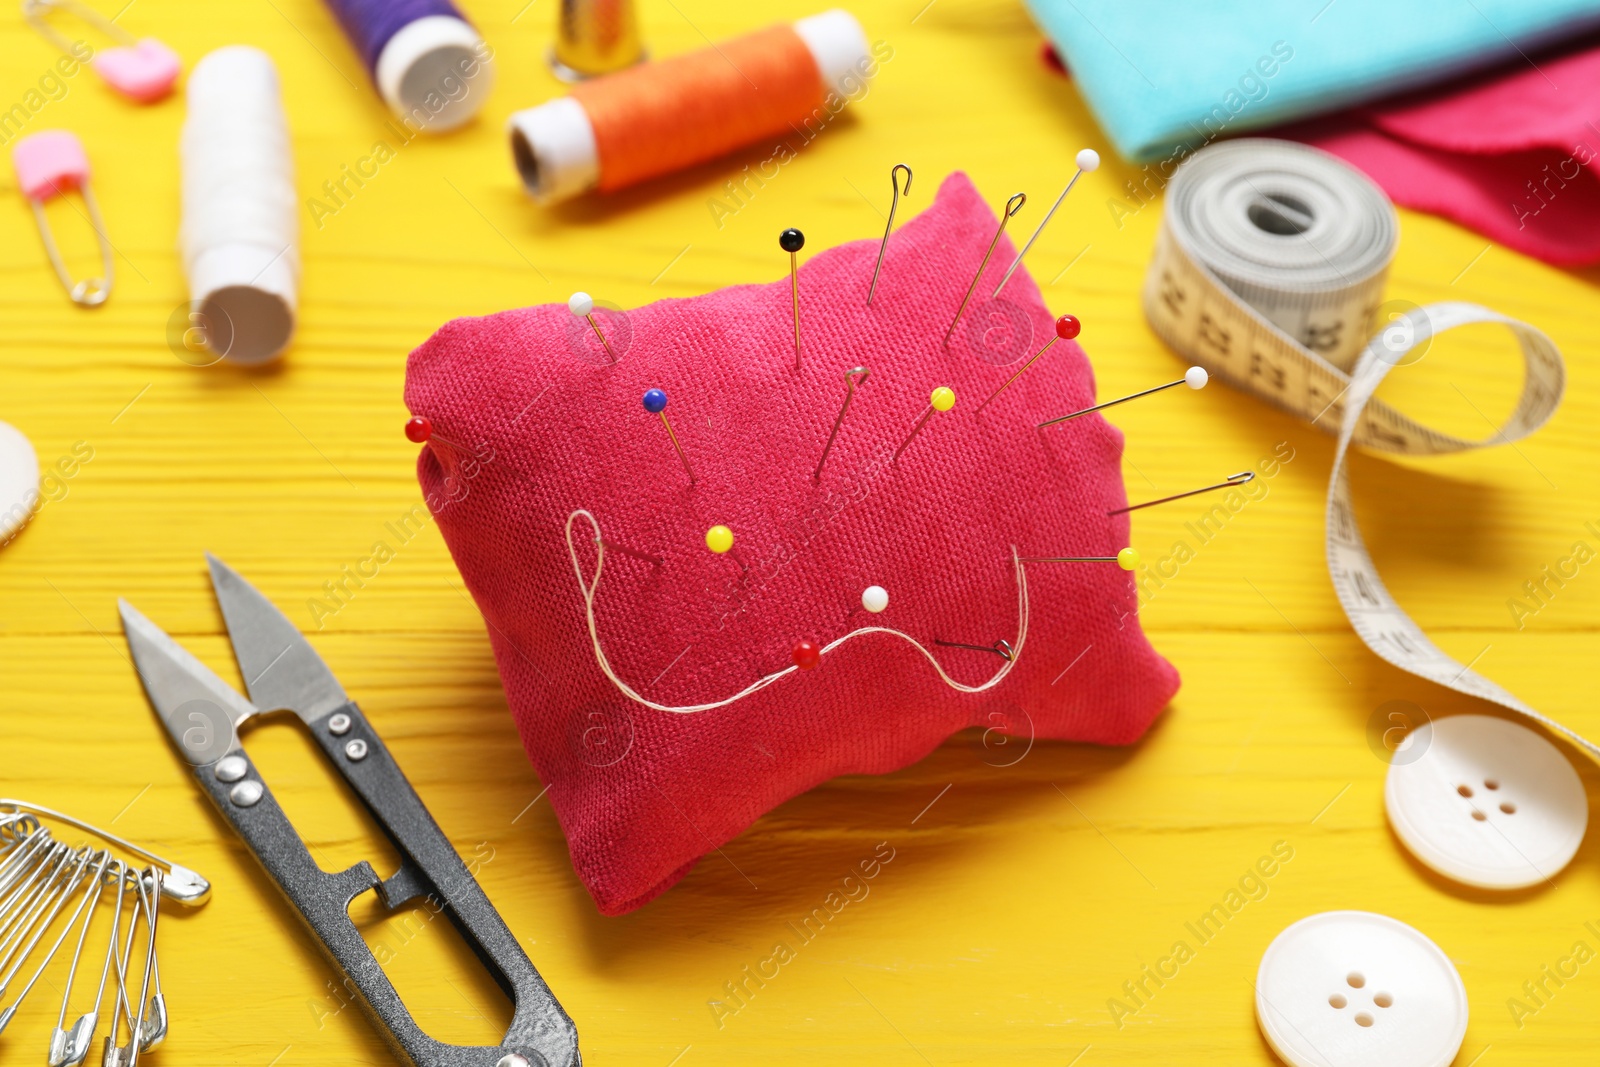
[118,599,255,765]
[205,553,347,723]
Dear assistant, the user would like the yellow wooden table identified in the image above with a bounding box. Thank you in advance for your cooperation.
[3,1,1599,1064]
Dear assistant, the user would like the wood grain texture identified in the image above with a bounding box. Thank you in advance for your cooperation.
[3,1,1599,1064]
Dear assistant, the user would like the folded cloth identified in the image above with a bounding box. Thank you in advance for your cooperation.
[405,172,1179,914]
[1025,0,1600,163]
[1292,39,1600,265]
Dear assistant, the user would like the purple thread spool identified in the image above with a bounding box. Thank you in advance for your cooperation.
[322,0,494,131]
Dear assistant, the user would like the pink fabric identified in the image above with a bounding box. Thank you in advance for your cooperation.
[1293,41,1600,265]
[404,172,1179,915]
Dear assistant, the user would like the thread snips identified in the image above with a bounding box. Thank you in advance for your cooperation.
[119,556,580,1067]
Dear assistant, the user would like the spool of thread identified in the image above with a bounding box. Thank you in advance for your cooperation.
[322,0,494,131]
[509,9,875,202]
[180,47,298,365]
[550,0,645,82]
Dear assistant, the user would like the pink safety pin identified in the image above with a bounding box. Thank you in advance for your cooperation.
[11,131,114,307]
[23,0,181,103]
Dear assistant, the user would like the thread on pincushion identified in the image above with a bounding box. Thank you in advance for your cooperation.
[567,510,1029,712]
[180,47,297,365]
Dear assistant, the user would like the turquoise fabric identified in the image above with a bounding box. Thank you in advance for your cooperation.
[1025,0,1600,161]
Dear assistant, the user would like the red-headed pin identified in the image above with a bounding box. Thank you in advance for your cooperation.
[976,314,1080,414]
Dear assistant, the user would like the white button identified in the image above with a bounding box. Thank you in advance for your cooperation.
[1256,911,1467,1067]
[1385,714,1586,889]
[0,420,40,545]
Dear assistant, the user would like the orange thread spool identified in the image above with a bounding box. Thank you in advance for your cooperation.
[509,11,874,201]
[576,25,821,192]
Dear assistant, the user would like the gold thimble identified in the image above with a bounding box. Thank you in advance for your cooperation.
[549,0,645,81]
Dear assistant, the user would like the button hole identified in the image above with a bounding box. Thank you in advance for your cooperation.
[1484,779,1499,790]
[1471,809,1487,821]
[1456,784,1474,798]
[1346,972,1365,989]
[1329,994,1347,1009]
[1373,992,1393,1008]
[1500,801,1517,815]
[1354,1011,1374,1027]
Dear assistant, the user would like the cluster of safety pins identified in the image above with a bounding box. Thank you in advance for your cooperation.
[0,802,209,1067]
[404,153,1252,674]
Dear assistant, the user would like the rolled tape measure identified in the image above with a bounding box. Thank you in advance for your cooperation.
[1143,139,1596,763]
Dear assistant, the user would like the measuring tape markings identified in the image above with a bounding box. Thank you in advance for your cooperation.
[1141,139,1595,763]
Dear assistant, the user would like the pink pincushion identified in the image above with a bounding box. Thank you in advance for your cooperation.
[404,172,1179,914]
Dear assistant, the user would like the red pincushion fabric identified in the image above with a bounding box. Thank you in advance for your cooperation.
[404,172,1179,915]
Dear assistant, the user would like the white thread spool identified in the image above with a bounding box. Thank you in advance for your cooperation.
[180,46,298,365]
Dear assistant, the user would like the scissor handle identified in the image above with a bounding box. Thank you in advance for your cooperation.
[187,705,579,1067]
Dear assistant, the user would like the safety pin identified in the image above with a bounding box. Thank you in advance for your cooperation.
[866,164,912,306]
[0,812,41,848]
[933,638,1014,661]
[11,132,115,307]
[945,192,1026,345]
[48,858,117,1067]
[52,862,131,1067]
[0,801,210,905]
[0,848,93,1005]
[22,1,181,103]
[1110,471,1256,515]
[0,851,107,1037]
[0,826,54,898]
[0,846,80,981]
[0,845,73,969]
[102,870,142,1067]
[0,845,65,945]
[814,366,870,482]
[24,0,123,50]
[105,868,159,1067]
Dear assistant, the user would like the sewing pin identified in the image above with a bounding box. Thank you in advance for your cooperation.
[402,416,481,458]
[1019,548,1141,570]
[975,315,1079,414]
[643,389,696,484]
[814,367,870,483]
[992,148,1099,298]
[866,164,912,307]
[933,638,1014,661]
[596,535,662,566]
[893,387,955,464]
[569,291,617,363]
[945,192,1026,346]
[861,585,889,613]
[1037,366,1207,428]
[1110,471,1255,515]
[780,228,805,369]
[705,524,748,572]
[791,639,821,670]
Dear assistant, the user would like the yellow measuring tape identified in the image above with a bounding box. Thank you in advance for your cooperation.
[1142,139,1595,762]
